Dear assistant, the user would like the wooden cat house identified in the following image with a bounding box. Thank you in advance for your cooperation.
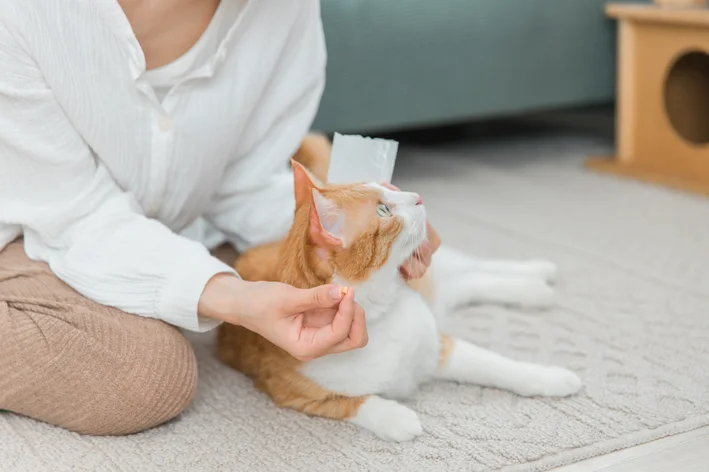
[588,2,709,195]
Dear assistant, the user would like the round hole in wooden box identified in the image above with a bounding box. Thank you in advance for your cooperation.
[664,50,709,145]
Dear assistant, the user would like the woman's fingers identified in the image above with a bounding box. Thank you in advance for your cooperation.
[292,284,344,312]
[399,221,440,280]
[417,241,432,268]
[426,221,441,253]
[303,290,369,358]
[296,288,357,359]
[328,287,357,340]
[327,301,368,354]
[401,257,427,280]
[350,302,368,346]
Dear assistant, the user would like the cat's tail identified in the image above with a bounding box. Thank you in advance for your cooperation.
[292,132,331,184]
[412,245,558,321]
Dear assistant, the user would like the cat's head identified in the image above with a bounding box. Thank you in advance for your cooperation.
[290,161,427,283]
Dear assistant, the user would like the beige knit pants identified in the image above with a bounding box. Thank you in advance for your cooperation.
[0,240,199,435]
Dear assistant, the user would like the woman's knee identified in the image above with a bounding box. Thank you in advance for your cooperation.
[0,301,198,436]
[76,322,199,435]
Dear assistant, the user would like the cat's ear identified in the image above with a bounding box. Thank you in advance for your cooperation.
[309,189,344,248]
[291,159,324,208]
[291,159,341,247]
[292,159,315,208]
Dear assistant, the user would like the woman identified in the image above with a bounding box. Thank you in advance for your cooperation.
[0,0,438,436]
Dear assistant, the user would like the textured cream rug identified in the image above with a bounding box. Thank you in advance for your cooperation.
[2,131,708,471]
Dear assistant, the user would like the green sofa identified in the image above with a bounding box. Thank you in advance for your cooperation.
[313,0,649,133]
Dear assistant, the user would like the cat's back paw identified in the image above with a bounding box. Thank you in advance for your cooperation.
[515,366,582,397]
[507,279,556,309]
[523,261,558,284]
[349,396,423,442]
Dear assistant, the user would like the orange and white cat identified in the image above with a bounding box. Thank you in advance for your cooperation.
[218,155,581,443]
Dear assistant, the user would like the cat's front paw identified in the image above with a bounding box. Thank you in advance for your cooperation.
[349,396,423,442]
[514,366,582,397]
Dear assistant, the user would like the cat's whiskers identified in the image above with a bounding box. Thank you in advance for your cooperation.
[399,230,417,266]
[399,214,426,267]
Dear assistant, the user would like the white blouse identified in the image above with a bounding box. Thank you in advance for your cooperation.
[0,0,326,331]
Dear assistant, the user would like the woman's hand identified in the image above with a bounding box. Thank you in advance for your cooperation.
[399,221,441,280]
[381,183,442,280]
[199,275,368,360]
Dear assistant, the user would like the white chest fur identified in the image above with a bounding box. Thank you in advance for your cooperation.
[300,280,440,400]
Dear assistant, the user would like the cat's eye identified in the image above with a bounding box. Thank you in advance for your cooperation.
[376,203,391,218]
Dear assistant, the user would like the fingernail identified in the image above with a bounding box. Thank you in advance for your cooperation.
[330,287,344,300]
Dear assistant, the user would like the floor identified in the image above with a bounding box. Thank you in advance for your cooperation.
[553,426,709,472]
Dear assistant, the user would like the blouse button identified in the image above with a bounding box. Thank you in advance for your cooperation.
[158,116,173,132]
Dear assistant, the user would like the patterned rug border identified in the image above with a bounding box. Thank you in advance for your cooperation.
[502,415,709,472]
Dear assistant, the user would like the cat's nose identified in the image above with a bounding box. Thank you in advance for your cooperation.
[415,195,423,205]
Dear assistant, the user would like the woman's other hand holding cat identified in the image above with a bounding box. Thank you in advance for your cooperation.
[200,275,368,360]
[380,183,441,280]
[400,221,441,280]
